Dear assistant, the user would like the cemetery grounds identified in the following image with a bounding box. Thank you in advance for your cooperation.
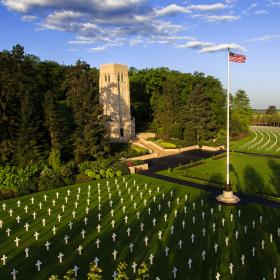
[0,175,279,279]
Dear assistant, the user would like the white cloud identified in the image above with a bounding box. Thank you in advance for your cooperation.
[21,15,37,21]
[246,34,280,42]
[267,1,280,7]
[254,9,269,15]
[155,4,190,17]
[189,3,227,11]
[206,15,240,22]
[176,41,212,49]
[199,43,246,53]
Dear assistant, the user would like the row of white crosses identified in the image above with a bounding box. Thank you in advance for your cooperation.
[1,177,279,279]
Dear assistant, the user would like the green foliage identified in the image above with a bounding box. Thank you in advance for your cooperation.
[87,263,103,280]
[63,269,75,280]
[49,276,60,280]
[0,165,40,195]
[136,262,149,280]
[116,262,129,280]
[48,148,62,172]
[116,170,122,177]
[266,105,277,115]
[85,169,96,178]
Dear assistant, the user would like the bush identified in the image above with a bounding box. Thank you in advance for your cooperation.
[85,169,96,178]
[38,167,62,191]
[95,174,101,180]
[116,170,122,177]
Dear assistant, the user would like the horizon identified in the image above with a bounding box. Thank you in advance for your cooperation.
[1,0,279,109]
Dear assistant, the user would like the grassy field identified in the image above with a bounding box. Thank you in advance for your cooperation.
[231,126,280,156]
[0,174,279,279]
[159,153,280,198]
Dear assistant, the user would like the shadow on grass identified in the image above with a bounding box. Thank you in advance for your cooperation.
[243,166,264,194]
[267,160,280,196]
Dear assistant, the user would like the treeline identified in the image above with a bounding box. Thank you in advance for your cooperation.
[130,68,252,143]
[0,45,252,196]
[252,106,280,126]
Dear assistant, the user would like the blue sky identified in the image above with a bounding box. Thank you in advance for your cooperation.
[0,0,279,109]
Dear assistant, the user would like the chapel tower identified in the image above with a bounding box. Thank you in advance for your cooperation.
[99,63,135,141]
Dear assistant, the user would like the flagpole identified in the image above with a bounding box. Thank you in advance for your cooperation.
[226,48,230,189]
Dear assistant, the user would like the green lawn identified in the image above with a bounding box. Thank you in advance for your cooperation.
[159,153,280,197]
[0,175,279,279]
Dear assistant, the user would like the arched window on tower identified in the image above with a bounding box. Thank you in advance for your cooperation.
[105,75,107,82]
[108,75,110,82]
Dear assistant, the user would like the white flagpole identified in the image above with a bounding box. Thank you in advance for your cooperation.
[226,48,230,188]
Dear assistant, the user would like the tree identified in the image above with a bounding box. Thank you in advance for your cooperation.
[231,89,252,135]
[266,105,277,115]
[63,269,75,280]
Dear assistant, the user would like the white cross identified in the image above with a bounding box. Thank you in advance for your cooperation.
[17,200,21,207]
[152,218,157,226]
[184,206,187,213]
[214,243,218,253]
[35,260,42,271]
[31,197,35,204]
[172,267,178,278]
[85,207,89,214]
[202,250,206,261]
[9,209,13,216]
[45,241,51,251]
[77,245,83,255]
[87,198,90,205]
[171,225,174,235]
[202,228,206,237]
[132,262,137,273]
[244,225,247,234]
[39,202,42,209]
[182,221,186,229]
[73,265,79,277]
[42,219,46,227]
[273,268,277,279]
[94,257,99,266]
[24,206,28,213]
[252,246,256,257]
[192,216,196,224]
[16,216,21,223]
[144,199,147,206]
[65,197,68,203]
[97,224,101,233]
[14,237,20,247]
[121,198,124,204]
[112,250,118,261]
[96,239,100,248]
[241,254,245,265]
[144,236,149,246]
[216,272,221,280]
[84,217,88,225]
[124,215,128,223]
[252,220,255,229]
[112,271,118,279]
[225,237,229,247]
[34,231,39,240]
[270,234,273,243]
[6,228,11,236]
[56,192,59,198]
[178,240,183,249]
[72,211,76,218]
[149,254,154,264]
[165,247,169,257]
[188,258,192,269]
[112,233,117,242]
[76,194,80,200]
[0,220,3,228]
[2,203,6,210]
[136,212,140,219]
[261,240,265,249]
[129,243,134,253]
[221,218,225,226]
[52,200,56,207]
[210,208,214,215]
[44,194,47,201]
[238,209,241,217]
[229,263,234,274]
[122,206,126,213]
[57,253,63,263]
[11,268,18,280]
[52,226,57,235]
[25,248,29,258]
[158,204,161,211]
[192,202,195,209]
[47,208,51,215]
[1,254,7,265]
[230,213,233,222]
[168,201,171,207]
[111,220,115,228]
[176,197,180,205]
[57,214,62,223]
[64,235,69,244]
[260,215,263,224]
[191,234,195,243]
[69,222,73,230]
[235,231,239,240]
[81,230,86,239]
[164,214,167,222]
[32,212,37,220]
[212,223,216,232]
[126,228,131,237]
[75,201,78,208]
[219,204,222,211]
[97,213,101,221]
[202,212,205,220]
[158,231,162,240]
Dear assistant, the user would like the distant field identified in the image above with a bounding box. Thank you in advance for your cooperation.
[231,126,280,156]
[159,153,280,197]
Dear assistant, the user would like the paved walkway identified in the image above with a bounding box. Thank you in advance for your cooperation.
[140,150,280,209]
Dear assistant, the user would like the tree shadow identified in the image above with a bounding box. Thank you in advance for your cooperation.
[267,159,280,196]
[243,166,264,194]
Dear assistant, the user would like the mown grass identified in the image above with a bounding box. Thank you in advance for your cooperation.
[0,174,279,279]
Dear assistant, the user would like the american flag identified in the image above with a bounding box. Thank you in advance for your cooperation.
[229,52,246,63]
